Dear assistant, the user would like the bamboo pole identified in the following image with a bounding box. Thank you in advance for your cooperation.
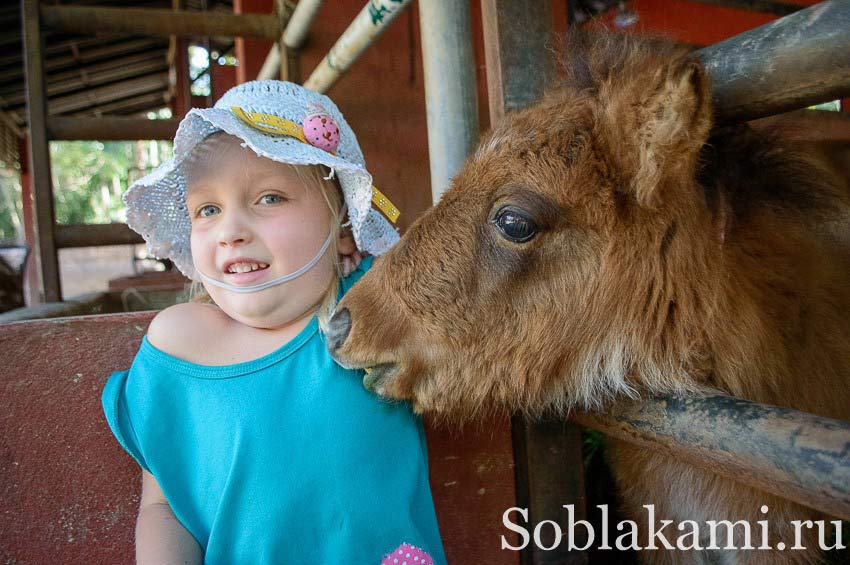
[303,0,412,93]
[282,0,325,49]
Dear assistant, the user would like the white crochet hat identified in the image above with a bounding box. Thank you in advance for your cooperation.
[123,80,400,280]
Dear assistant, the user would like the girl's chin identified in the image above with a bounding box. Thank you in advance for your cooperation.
[223,302,314,329]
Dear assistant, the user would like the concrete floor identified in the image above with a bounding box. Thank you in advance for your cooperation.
[59,244,154,300]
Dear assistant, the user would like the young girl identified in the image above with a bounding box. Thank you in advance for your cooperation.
[102,81,446,564]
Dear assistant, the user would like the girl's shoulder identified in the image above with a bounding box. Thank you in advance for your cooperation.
[146,302,230,363]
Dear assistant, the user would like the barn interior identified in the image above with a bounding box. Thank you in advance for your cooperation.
[1,1,848,563]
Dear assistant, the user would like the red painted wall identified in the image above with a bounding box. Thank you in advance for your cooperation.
[227,0,834,228]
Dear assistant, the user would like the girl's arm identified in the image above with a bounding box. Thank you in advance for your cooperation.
[136,470,203,565]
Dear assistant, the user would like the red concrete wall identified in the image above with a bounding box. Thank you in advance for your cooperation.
[0,315,519,563]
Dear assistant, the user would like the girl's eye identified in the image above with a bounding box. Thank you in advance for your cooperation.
[197,205,220,218]
[259,194,284,204]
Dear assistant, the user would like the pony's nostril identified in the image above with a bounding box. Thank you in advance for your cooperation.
[327,308,352,353]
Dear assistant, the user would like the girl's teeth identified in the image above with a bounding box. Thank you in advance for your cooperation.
[228,262,268,273]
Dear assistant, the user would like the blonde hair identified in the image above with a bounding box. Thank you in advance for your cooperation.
[183,133,347,333]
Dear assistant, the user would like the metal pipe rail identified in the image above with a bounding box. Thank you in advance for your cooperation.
[571,394,850,520]
[40,5,280,40]
[419,0,479,203]
[695,0,850,123]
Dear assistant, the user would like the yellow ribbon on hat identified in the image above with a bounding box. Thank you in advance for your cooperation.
[231,106,400,224]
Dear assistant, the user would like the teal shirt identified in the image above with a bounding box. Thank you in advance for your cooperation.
[102,257,445,564]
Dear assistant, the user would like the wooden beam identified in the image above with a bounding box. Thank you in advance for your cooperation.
[47,117,179,141]
[571,394,850,521]
[40,5,280,40]
[481,2,588,564]
[21,0,61,303]
[55,223,143,249]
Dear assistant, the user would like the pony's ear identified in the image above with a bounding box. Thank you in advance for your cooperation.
[598,58,713,207]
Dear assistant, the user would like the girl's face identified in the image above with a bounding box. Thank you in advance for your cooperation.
[187,141,340,330]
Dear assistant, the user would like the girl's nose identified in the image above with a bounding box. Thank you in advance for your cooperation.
[217,211,252,247]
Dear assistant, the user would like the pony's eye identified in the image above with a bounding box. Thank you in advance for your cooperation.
[492,207,538,243]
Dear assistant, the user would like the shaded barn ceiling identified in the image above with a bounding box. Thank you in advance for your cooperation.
[0,0,235,167]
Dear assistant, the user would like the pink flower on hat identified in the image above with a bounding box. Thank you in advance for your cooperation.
[303,102,341,153]
[380,542,434,565]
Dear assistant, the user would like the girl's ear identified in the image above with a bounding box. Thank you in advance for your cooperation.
[338,224,357,255]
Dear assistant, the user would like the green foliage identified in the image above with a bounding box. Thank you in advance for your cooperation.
[0,139,173,243]
[50,140,134,225]
[0,162,23,243]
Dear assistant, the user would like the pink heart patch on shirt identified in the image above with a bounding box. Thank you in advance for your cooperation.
[381,542,434,565]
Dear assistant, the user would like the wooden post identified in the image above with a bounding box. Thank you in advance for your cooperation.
[170,0,192,116]
[276,0,300,83]
[481,1,588,563]
[17,136,39,306]
[21,0,61,303]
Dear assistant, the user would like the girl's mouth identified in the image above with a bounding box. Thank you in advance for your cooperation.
[223,264,270,284]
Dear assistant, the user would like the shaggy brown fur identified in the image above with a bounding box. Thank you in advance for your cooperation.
[329,32,850,564]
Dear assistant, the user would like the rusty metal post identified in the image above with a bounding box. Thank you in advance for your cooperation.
[21,0,61,303]
[418,0,479,203]
[481,1,588,564]
[572,394,850,521]
[697,0,850,123]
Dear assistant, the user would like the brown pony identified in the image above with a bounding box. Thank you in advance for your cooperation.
[327,32,850,564]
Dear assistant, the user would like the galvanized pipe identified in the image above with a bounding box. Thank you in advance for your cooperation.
[418,0,479,203]
[571,394,850,520]
[696,0,850,123]
[303,0,412,93]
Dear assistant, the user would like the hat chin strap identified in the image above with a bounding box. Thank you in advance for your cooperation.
[195,205,346,294]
